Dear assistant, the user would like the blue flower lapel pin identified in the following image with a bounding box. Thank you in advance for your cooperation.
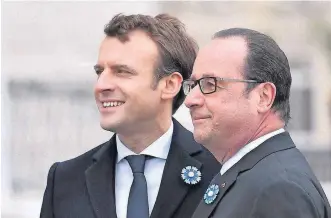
[181,166,202,185]
[204,184,220,204]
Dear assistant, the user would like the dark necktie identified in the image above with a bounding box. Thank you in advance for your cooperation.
[125,155,149,218]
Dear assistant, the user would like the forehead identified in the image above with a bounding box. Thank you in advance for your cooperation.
[98,30,159,68]
[192,36,247,79]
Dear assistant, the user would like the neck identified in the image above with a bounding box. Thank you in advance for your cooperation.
[212,112,284,164]
[118,117,172,154]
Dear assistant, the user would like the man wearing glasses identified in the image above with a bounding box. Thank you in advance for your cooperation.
[183,28,331,218]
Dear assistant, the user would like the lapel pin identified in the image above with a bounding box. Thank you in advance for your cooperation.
[221,182,226,188]
[204,184,220,204]
[181,166,202,185]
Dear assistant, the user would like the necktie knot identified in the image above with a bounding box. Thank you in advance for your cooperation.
[125,155,146,174]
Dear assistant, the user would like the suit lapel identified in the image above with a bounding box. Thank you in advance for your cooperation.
[85,137,117,218]
[191,168,239,218]
[192,132,296,218]
[150,119,203,218]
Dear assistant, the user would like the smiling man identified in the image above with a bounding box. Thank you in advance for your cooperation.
[183,28,331,218]
[40,14,220,218]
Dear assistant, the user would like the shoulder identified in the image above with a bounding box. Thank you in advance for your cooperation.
[249,177,326,218]
[51,141,110,175]
[234,144,326,201]
[246,150,329,217]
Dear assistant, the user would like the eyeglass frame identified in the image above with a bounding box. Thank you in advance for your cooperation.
[182,76,263,95]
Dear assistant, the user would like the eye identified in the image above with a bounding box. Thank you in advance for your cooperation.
[94,66,104,76]
[183,81,195,94]
[203,78,216,88]
[116,69,129,74]
[206,80,216,87]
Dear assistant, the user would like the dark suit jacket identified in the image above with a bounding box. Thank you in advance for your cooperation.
[40,119,220,218]
[192,132,331,218]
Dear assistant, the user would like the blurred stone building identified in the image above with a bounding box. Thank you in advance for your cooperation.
[2,2,331,218]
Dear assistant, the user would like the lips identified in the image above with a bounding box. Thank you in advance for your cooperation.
[189,108,211,121]
[192,117,208,122]
[191,115,211,122]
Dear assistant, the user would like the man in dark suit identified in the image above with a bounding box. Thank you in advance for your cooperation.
[183,28,331,218]
[40,14,220,218]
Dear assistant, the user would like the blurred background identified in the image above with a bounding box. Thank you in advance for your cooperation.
[2,1,331,217]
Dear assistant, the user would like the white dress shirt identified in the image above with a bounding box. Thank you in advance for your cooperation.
[115,122,174,218]
[221,128,285,175]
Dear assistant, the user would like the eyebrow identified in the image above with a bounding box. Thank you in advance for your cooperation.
[202,72,217,77]
[191,72,216,80]
[93,63,138,75]
[111,64,138,75]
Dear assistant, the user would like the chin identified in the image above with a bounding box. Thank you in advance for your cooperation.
[100,124,115,132]
[194,126,214,146]
[99,120,119,133]
[193,131,206,144]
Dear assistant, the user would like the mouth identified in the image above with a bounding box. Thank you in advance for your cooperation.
[192,117,208,122]
[191,114,211,123]
[101,101,125,108]
[98,100,126,113]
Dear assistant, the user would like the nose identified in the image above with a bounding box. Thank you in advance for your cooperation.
[94,68,116,92]
[184,85,205,109]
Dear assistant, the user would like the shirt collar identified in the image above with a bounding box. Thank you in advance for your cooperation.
[116,121,174,163]
[221,128,285,175]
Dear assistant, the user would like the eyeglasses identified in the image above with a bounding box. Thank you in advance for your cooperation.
[182,76,262,95]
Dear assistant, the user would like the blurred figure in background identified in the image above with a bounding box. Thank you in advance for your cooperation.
[40,13,220,218]
[183,28,331,218]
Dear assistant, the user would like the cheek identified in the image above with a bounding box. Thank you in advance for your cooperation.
[206,94,245,128]
[237,93,258,116]
[205,94,234,118]
[126,84,161,111]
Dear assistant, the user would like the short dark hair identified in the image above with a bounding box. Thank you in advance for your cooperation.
[213,28,292,124]
[103,13,198,114]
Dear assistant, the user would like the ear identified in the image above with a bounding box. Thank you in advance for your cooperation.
[160,72,183,100]
[256,82,277,113]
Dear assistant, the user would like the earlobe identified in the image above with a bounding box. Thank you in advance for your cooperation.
[161,72,183,100]
[257,82,276,113]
